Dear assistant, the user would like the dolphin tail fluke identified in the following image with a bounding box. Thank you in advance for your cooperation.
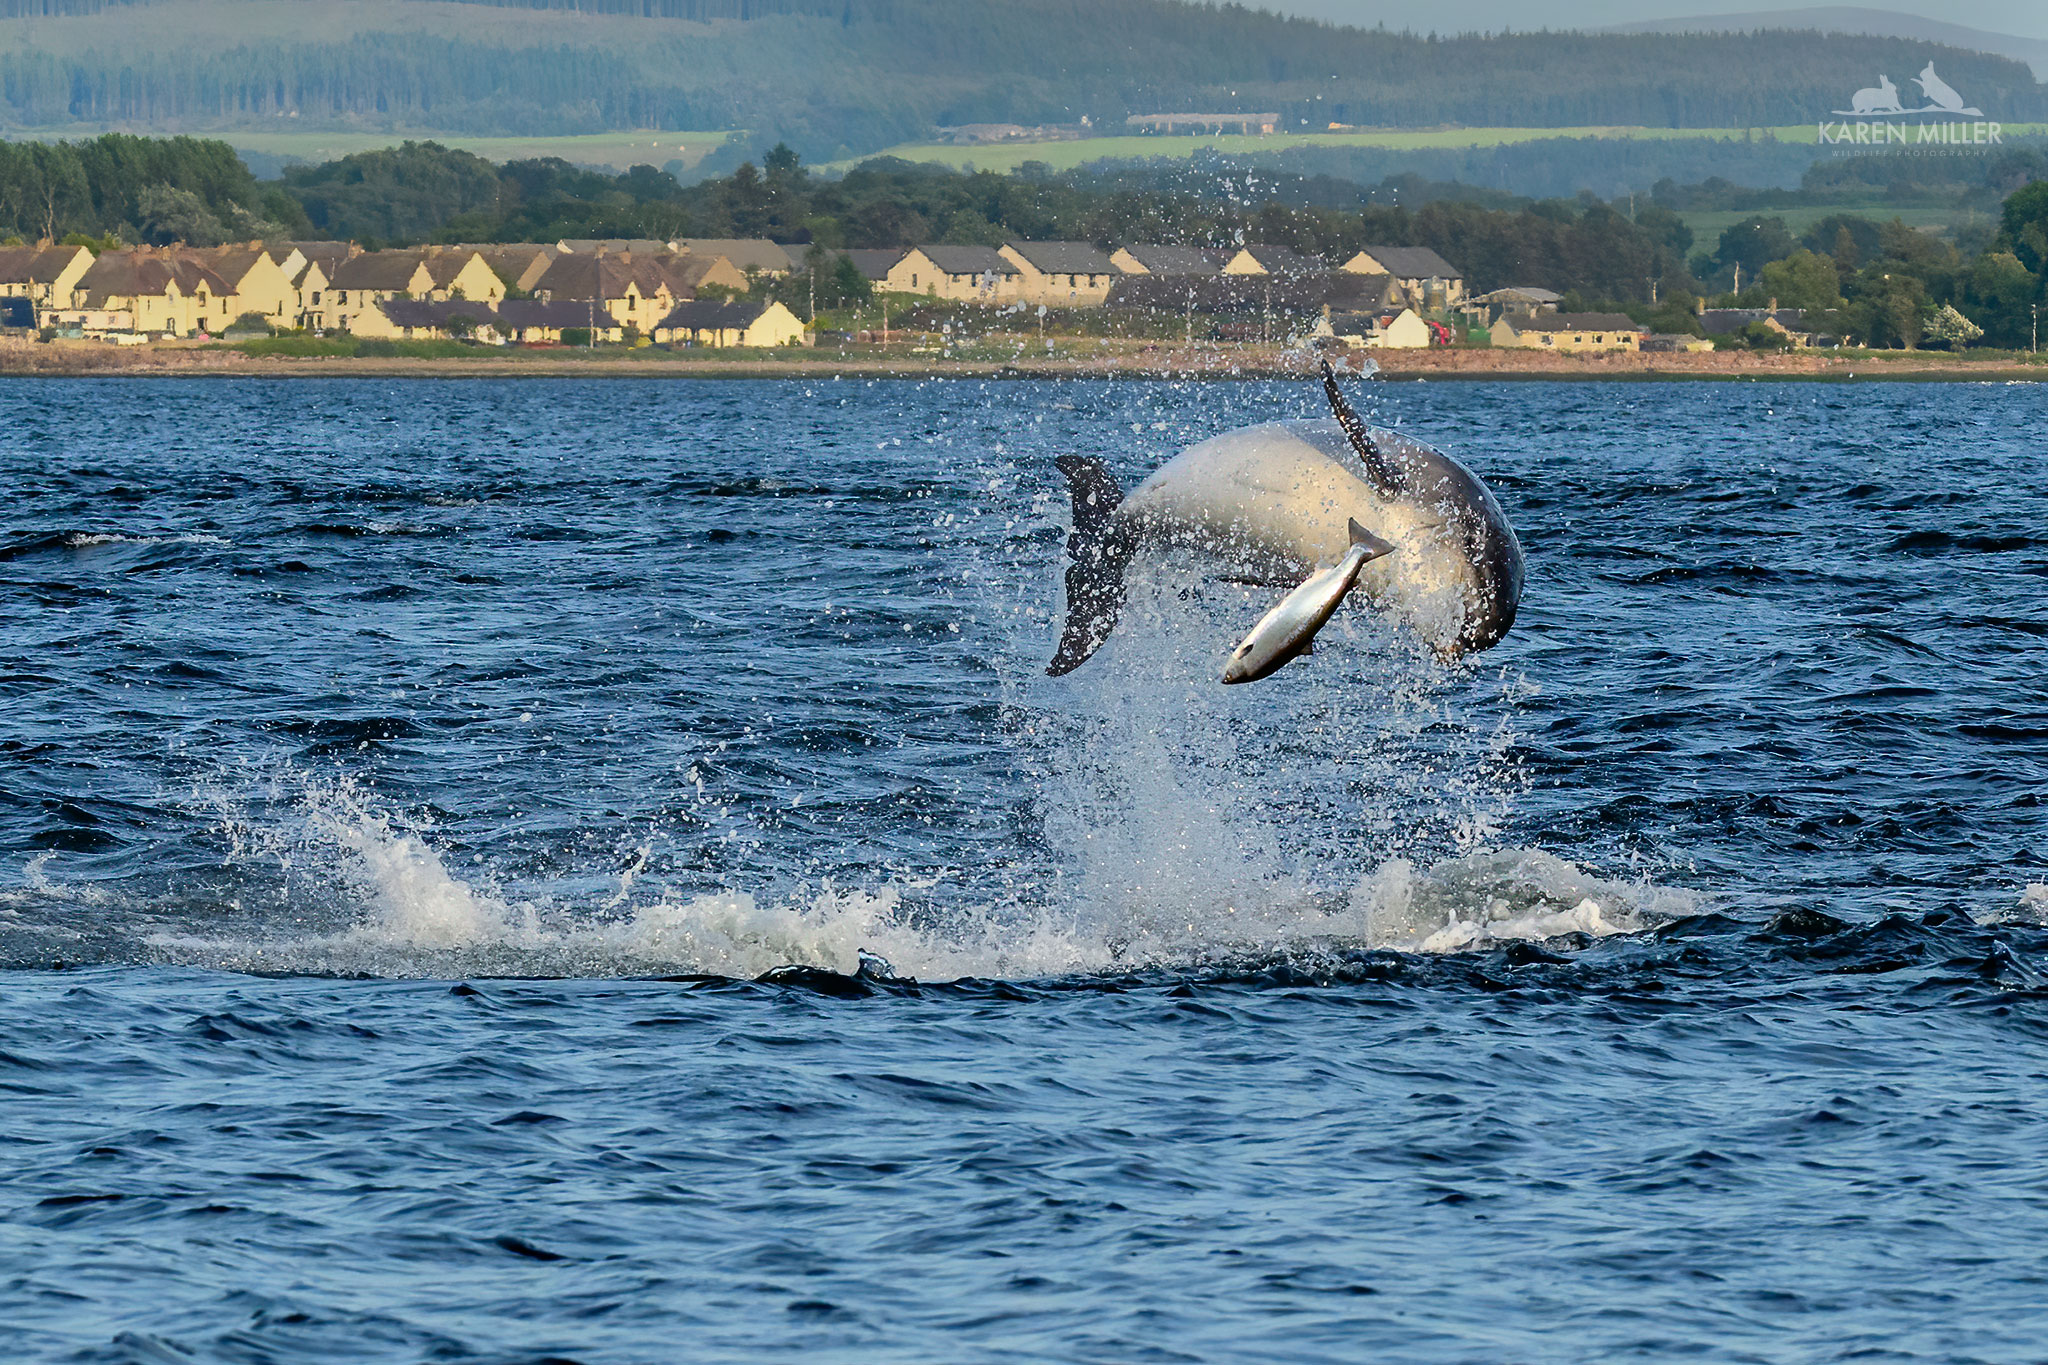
[1048,455,1133,676]
[1347,517,1395,561]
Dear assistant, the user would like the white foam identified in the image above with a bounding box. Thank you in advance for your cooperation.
[64,532,232,548]
[127,757,1690,980]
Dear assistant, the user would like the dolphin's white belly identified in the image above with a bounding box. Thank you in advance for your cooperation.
[1118,419,1479,648]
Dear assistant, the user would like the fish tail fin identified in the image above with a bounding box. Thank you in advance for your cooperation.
[1048,455,1133,676]
[1347,517,1395,562]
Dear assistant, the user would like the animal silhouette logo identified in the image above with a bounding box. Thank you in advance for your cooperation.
[1913,62,1982,115]
[1834,63,1982,116]
[1843,74,1903,114]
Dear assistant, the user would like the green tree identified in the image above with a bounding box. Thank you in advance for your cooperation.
[1711,215,1796,286]
[1758,249,1841,313]
[2000,180,2048,274]
[1924,303,1983,350]
[1960,250,2038,348]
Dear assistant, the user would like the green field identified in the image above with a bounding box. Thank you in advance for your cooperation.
[829,124,2048,175]
[1678,204,1998,244]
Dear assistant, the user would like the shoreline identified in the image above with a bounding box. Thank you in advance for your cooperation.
[4,339,2043,382]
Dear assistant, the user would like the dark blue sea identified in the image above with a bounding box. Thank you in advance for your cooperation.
[3,376,2046,1363]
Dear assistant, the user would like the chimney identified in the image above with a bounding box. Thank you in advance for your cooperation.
[1767,297,1779,312]
[1695,296,1705,316]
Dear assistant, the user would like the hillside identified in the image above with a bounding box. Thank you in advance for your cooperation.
[2,0,2045,164]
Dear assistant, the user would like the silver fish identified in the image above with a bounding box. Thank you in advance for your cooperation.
[1221,518,1394,684]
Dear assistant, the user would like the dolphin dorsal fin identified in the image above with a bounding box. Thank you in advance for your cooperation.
[1320,358,1405,498]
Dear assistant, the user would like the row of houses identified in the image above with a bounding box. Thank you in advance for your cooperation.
[0,238,807,346]
[1485,302,1822,353]
[854,241,1467,312]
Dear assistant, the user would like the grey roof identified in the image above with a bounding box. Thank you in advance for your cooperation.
[532,253,674,301]
[1117,244,1226,274]
[1107,271,1393,315]
[1473,285,1560,304]
[1507,312,1643,332]
[1004,240,1116,275]
[497,298,615,329]
[72,250,231,306]
[657,299,775,331]
[911,245,1017,276]
[842,248,906,281]
[0,245,88,286]
[1354,245,1462,279]
[1236,244,1323,274]
[676,239,802,273]
[560,238,674,256]
[375,299,496,328]
[1698,308,1808,335]
[328,251,429,291]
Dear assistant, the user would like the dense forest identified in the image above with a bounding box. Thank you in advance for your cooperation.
[3,0,2045,161]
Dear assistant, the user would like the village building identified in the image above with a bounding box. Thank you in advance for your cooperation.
[462,244,558,293]
[1126,113,1280,135]
[57,248,235,337]
[840,248,907,283]
[1342,246,1465,309]
[1317,305,1434,349]
[653,299,807,348]
[1640,333,1716,353]
[1109,245,1227,275]
[1490,311,1643,352]
[529,253,692,333]
[414,248,506,304]
[0,244,97,313]
[1463,285,1561,325]
[1220,244,1323,277]
[317,251,440,332]
[676,239,805,277]
[558,238,676,257]
[496,299,624,344]
[1698,304,1815,347]
[663,253,751,298]
[1000,240,1119,305]
[883,246,1020,302]
[185,245,300,328]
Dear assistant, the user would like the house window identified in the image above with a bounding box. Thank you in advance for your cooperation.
[312,290,322,305]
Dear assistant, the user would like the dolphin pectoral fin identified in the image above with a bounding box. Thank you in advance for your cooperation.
[1320,358,1406,498]
[1048,455,1134,676]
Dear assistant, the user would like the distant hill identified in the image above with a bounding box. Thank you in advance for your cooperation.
[2,0,2044,164]
[1604,7,2048,79]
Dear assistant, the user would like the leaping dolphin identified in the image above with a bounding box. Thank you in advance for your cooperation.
[1048,361,1524,674]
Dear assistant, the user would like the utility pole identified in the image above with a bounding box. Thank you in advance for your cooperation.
[1733,263,1742,294]
[2034,302,2039,354]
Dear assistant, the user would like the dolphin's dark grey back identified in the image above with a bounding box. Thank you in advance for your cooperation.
[1048,455,1135,676]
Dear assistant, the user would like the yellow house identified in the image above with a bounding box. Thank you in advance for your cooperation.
[676,238,803,278]
[653,299,807,347]
[1000,240,1118,305]
[530,253,686,332]
[1108,244,1225,275]
[1221,244,1322,277]
[418,248,506,304]
[0,244,95,310]
[269,241,358,328]
[319,251,439,332]
[1342,246,1466,309]
[883,246,1019,302]
[463,244,558,293]
[1490,311,1642,352]
[188,245,300,327]
[1371,308,1434,349]
[61,249,234,336]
